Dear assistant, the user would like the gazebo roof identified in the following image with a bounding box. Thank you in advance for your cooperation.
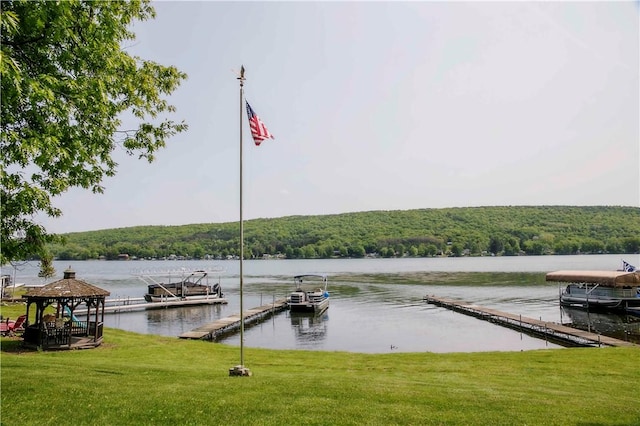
[24,268,110,299]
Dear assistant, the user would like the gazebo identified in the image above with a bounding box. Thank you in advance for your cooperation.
[22,268,110,350]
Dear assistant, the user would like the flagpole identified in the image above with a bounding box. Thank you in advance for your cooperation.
[230,65,250,377]
[239,66,245,369]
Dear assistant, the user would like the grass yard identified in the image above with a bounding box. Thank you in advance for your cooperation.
[1,327,639,425]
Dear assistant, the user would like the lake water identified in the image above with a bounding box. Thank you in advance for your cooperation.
[5,254,639,353]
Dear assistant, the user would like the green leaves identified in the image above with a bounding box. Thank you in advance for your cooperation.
[47,206,640,261]
[1,0,187,265]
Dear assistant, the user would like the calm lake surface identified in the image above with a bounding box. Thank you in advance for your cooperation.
[6,254,639,353]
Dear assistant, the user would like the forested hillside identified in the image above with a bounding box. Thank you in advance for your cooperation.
[48,206,640,260]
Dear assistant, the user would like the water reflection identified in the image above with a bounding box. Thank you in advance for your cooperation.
[216,284,564,353]
[106,304,228,336]
[97,276,636,352]
[10,256,639,353]
[289,311,328,345]
[561,307,640,344]
[146,304,226,325]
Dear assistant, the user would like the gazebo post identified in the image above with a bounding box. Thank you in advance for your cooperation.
[92,299,97,341]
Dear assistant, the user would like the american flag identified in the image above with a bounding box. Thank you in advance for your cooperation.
[245,101,274,146]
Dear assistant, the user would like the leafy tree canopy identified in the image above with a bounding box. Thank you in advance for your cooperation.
[0,0,187,264]
[47,206,640,261]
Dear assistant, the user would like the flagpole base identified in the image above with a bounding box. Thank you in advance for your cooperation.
[229,365,252,377]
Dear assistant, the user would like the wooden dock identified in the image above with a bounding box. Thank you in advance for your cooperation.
[424,295,637,348]
[179,298,289,341]
[75,296,228,314]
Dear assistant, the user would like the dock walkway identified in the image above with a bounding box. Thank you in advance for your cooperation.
[75,296,227,314]
[424,295,637,348]
[179,298,289,341]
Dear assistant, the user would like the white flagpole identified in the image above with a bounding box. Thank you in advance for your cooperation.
[231,66,250,376]
[239,66,245,368]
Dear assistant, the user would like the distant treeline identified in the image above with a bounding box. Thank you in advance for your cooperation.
[48,206,640,260]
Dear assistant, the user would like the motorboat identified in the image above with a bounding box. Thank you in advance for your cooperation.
[546,270,640,312]
[143,270,223,303]
[287,274,329,314]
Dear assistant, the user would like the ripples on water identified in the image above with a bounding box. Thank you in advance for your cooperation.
[216,277,567,353]
[6,255,639,352]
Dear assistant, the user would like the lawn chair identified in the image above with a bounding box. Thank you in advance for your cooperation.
[11,315,27,333]
[1,315,27,335]
[0,320,9,336]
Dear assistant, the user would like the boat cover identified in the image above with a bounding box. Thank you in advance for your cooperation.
[545,270,640,287]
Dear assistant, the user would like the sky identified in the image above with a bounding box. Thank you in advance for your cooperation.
[38,1,639,234]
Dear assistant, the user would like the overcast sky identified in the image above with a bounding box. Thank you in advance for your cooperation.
[39,1,639,234]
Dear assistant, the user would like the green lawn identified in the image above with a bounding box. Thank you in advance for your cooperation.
[1,327,638,426]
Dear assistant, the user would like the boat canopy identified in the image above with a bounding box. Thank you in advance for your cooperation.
[293,274,328,290]
[294,274,327,280]
[545,270,640,287]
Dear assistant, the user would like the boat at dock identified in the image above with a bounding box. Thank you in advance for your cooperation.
[546,270,640,312]
[142,270,224,303]
[287,274,329,314]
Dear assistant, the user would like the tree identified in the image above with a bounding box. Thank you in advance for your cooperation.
[622,237,640,254]
[1,1,187,266]
[302,245,317,259]
[37,253,56,279]
[349,245,366,258]
[489,236,504,255]
[450,243,463,257]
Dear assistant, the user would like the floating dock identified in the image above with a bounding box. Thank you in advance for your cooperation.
[75,296,227,314]
[424,295,637,348]
[179,298,289,341]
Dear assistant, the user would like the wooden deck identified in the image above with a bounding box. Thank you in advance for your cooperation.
[179,298,289,341]
[424,295,637,348]
[23,336,104,350]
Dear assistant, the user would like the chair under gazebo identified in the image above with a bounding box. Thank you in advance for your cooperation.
[22,268,110,350]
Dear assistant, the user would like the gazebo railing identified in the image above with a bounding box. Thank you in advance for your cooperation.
[23,319,105,348]
[68,320,104,338]
[70,320,88,336]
